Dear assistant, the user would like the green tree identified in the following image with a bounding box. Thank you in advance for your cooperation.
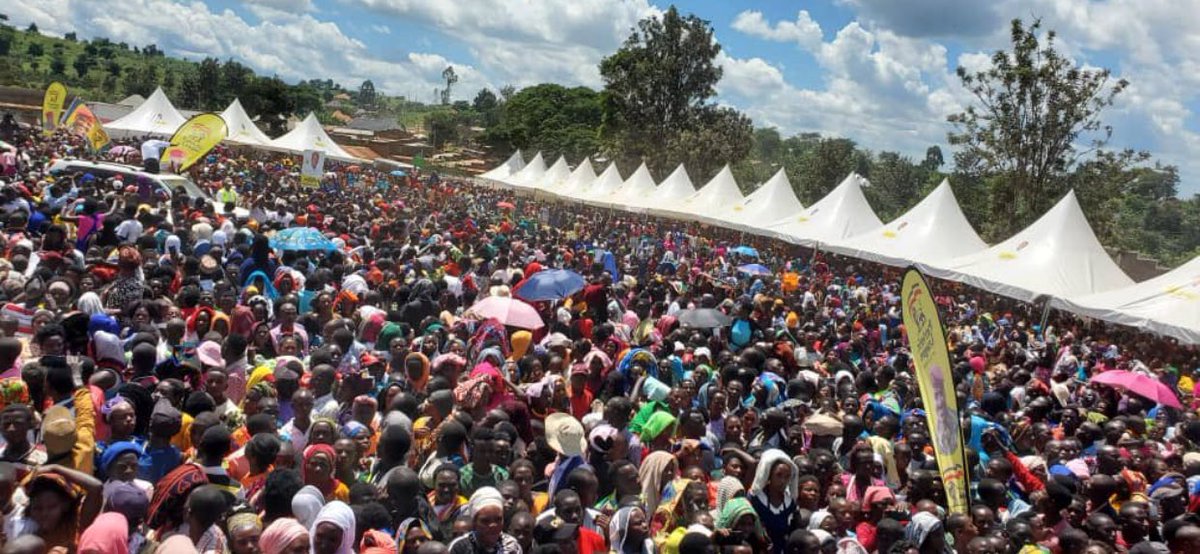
[72,53,91,78]
[791,137,870,204]
[948,18,1136,240]
[922,146,944,171]
[26,22,37,34]
[865,151,927,221]
[220,60,253,104]
[26,42,42,57]
[599,6,741,176]
[49,53,66,75]
[484,83,602,162]
[473,88,499,127]
[64,32,76,41]
[123,62,159,97]
[752,127,783,162]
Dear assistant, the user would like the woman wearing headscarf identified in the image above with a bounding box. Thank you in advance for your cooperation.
[259,517,310,554]
[291,485,326,529]
[713,475,745,516]
[749,449,799,554]
[78,512,130,554]
[608,504,654,554]
[906,511,950,554]
[227,512,263,554]
[303,445,349,503]
[394,517,433,554]
[23,465,105,552]
[650,479,709,546]
[638,412,677,455]
[637,451,678,515]
[447,487,521,554]
[716,497,770,552]
[360,529,399,554]
[77,291,106,317]
[310,501,356,554]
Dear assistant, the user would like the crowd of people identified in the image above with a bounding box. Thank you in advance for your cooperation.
[0,118,1197,554]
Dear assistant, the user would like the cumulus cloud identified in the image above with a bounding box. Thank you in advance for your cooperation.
[6,0,490,101]
[730,10,823,49]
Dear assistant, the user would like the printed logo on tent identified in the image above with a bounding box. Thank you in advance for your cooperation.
[883,221,908,238]
[997,240,1029,260]
[732,205,744,211]
[1162,276,1200,300]
[797,207,819,223]
[153,113,167,126]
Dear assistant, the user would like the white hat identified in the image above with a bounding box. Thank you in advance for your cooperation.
[545,412,586,457]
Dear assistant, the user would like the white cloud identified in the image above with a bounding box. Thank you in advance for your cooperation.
[371,24,391,34]
[243,0,315,12]
[730,10,823,50]
[5,0,490,102]
[339,0,661,87]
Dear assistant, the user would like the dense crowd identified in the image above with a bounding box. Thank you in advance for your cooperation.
[0,117,1197,554]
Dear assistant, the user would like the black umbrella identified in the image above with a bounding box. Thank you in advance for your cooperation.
[677,308,732,328]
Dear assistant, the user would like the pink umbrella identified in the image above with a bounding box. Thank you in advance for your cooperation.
[464,295,544,330]
[1090,369,1183,409]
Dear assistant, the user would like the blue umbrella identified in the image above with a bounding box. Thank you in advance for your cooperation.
[730,245,759,257]
[390,170,407,177]
[513,269,587,302]
[270,227,337,251]
[737,263,771,276]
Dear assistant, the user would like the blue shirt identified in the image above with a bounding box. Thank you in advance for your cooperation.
[138,444,182,482]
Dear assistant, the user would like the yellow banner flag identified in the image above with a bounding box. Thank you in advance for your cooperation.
[64,103,110,152]
[42,82,67,135]
[901,268,970,514]
[161,113,227,172]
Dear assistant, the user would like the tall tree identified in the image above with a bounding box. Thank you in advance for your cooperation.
[484,84,602,162]
[440,66,457,105]
[948,18,1136,239]
[599,6,746,176]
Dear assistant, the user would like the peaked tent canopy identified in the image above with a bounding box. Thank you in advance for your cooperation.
[572,162,624,204]
[828,179,987,267]
[265,112,359,161]
[718,168,804,231]
[554,159,597,198]
[605,163,658,209]
[479,150,525,182]
[505,151,546,189]
[660,165,744,220]
[220,98,273,146]
[920,190,1133,303]
[105,87,187,138]
[1052,255,1200,344]
[634,164,695,211]
[766,173,882,245]
[531,156,571,192]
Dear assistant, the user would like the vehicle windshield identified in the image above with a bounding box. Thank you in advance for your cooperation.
[160,175,209,199]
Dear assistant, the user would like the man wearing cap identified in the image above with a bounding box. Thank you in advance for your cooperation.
[217,179,238,211]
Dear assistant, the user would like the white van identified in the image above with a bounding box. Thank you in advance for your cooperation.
[46,159,248,218]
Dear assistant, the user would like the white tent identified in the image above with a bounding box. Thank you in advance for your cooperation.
[659,165,744,220]
[920,190,1133,302]
[633,164,695,211]
[220,98,272,146]
[265,112,359,161]
[717,168,804,232]
[572,163,624,204]
[604,163,657,210]
[478,150,525,182]
[105,87,187,138]
[827,179,987,268]
[765,173,882,245]
[531,156,571,192]
[504,152,546,189]
[554,159,597,198]
[1052,256,1200,344]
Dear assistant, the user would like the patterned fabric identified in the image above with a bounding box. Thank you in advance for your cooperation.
[0,378,29,408]
[147,463,208,533]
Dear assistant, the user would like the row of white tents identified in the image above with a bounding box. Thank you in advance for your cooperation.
[102,87,361,161]
[480,152,1200,345]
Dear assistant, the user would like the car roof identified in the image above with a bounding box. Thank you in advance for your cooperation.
[49,159,163,179]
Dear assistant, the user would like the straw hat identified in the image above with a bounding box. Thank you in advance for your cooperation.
[545,413,586,457]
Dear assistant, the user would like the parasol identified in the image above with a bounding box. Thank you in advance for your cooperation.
[513,269,586,302]
[1090,369,1183,409]
[464,295,544,329]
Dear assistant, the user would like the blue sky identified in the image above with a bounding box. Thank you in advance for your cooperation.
[10,0,1200,193]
